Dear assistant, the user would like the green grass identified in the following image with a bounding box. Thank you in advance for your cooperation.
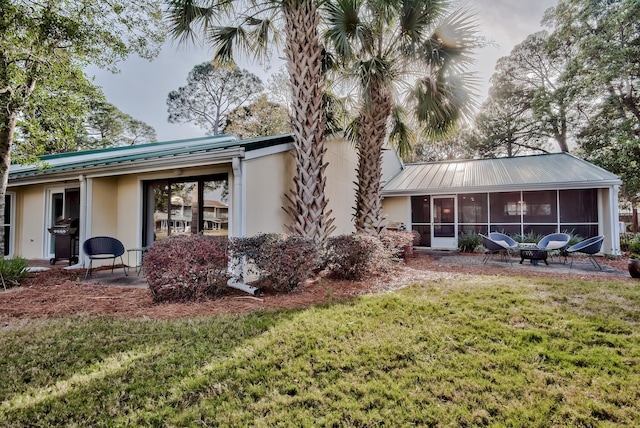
[1,275,640,426]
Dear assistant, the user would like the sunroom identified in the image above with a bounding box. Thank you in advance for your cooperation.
[381,153,622,255]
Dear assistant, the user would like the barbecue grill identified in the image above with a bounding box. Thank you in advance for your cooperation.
[48,218,79,265]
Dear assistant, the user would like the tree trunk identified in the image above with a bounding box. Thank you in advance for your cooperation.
[354,80,392,236]
[282,0,334,241]
[633,203,638,234]
[0,110,18,253]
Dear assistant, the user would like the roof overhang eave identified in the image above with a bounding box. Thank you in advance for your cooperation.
[9,147,245,187]
[381,180,623,197]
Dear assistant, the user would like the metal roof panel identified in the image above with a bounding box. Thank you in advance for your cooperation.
[382,153,621,195]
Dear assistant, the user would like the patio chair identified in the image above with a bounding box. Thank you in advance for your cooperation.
[480,234,515,266]
[537,233,571,262]
[488,233,519,251]
[82,236,128,279]
[566,235,604,270]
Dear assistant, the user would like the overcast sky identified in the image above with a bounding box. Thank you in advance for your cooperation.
[88,0,558,142]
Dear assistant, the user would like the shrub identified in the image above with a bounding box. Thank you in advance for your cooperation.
[513,231,542,244]
[144,235,230,302]
[0,257,29,289]
[629,234,640,258]
[230,234,319,292]
[458,231,482,253]
[380,230,415,259]
[410,229,421,246]
[325,234,390,280]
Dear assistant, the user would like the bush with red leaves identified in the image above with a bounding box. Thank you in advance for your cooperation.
[144,235,230,302]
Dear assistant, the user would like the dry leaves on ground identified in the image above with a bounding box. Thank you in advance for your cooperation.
[0,253,634,322]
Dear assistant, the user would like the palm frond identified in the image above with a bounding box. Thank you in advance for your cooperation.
[165,0,230,45]
[388,105,415,158]
[322,0,372,61]
[210,26,246,64]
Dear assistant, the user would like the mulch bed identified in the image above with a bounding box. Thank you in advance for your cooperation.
[1,253,636,322]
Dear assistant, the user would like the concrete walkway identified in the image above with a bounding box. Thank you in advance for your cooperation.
[27,259,148,287]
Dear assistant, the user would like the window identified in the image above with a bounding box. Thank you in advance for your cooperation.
[523,191,556,223]
[458,194,487,223]
[143,174,228,246]
[559,189,597,223]
[411,196,430,224]
[490,192,521,223]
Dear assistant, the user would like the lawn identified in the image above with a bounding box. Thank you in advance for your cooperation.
[1,275,639,426]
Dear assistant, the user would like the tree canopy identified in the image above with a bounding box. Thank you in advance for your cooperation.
[167,62,264,135]
[225,94,291,139]
[0,0,165,247]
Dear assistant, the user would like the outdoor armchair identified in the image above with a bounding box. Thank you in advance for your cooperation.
[537,232,571,262]
[566,235,604,270]
[82,236,128,279]
[480,233,515,266]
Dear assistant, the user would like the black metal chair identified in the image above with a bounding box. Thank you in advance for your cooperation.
[480,234,515,266]
[566,235,604,270]
[82,236,127,279]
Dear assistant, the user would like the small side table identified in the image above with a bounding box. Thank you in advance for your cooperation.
[127,247,148,276]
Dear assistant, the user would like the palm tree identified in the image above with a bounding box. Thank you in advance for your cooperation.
[166,0,335,241]
[322,0,478,235]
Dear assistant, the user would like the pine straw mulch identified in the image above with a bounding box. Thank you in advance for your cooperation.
[1,253,636,322]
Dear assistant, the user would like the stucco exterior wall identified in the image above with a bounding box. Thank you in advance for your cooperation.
[244,151,292,236]
[324,137,357,235]
[13,185,47,259]
[243,138,359,237]
[115,175,141,249]
[382,196,411,228]
[89,177,119,239]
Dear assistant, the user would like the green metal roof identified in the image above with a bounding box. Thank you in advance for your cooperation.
[9,133,294,181]
[382,152,622,195]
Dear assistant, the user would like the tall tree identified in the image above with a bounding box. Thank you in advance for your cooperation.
[470,77,548,158]
[225,94,291,139]
[0,0,164,249]
[488,31,577,153]
[167,0,335,241]
[406,126,475,162]
[78,100,157,149]
[167,62,263,135]
[544,0,640,229]
[323,0,478,235]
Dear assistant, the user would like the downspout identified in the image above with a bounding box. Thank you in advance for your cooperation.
[66,174,87,270]
[227,156,259,295]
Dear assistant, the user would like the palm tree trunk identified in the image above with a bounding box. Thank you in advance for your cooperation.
[354,80,392,236]
[282,0,334,241]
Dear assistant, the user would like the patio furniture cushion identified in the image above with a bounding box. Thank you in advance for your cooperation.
[547,240,568,250]
[494,240,510,248]
[537,233,570,251]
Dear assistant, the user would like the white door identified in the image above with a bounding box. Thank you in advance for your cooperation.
[44,187,80,259]
[432,196,457,249]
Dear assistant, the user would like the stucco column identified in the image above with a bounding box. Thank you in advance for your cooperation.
[231,157,245,238]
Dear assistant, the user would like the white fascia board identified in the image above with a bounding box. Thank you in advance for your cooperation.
[243,142,294,160]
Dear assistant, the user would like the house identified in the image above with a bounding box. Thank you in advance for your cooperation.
[6,134,621,264]
[381,153,622,255]
[6,133,370,264]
